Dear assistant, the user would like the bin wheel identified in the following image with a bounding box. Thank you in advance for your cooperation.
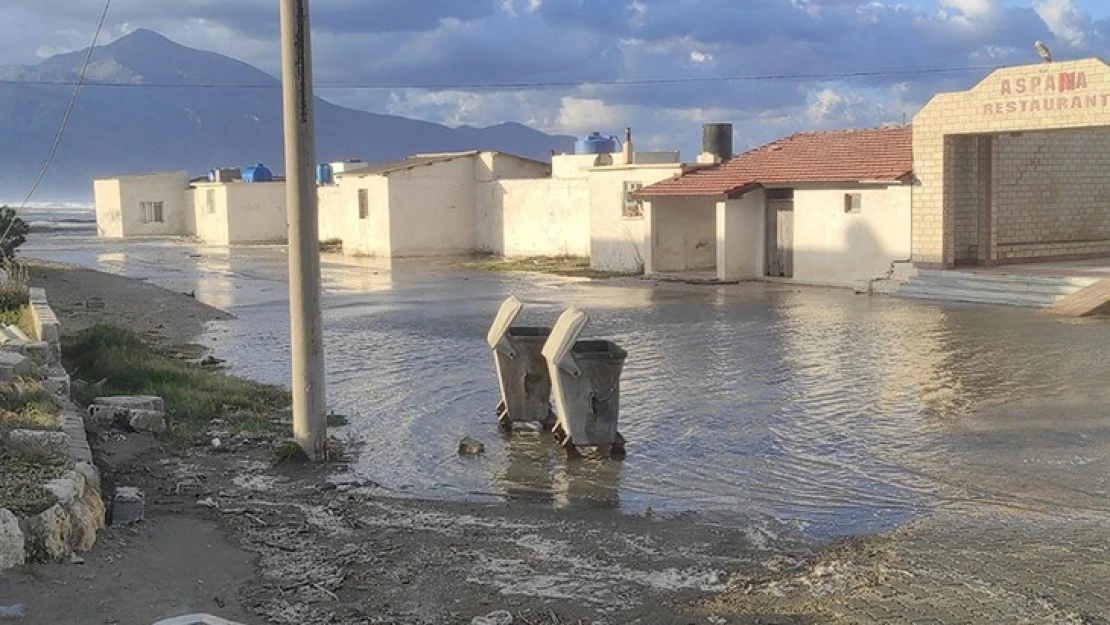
[563,440,582,460]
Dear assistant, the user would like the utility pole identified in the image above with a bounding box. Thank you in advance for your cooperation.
[279,0,327,459]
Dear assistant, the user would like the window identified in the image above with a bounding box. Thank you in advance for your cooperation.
[139,201,164,224]
[844,193,862,214]
[205,189,216,214]
[358,188,369,220]
[622,181,643,219]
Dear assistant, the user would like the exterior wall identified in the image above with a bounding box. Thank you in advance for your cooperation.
[484,179,590,257]
[589,165,684,273]
[339,175,390,256]
[647,197,717,273]
[189,184,231,245]
[913,58,1110,265]
[94,171,188,238]
[992,129,1110,260]
[476,152,551,182]
[552,153,626,179]
[790,184,913,286]
[225,182,287,244]
[93,179,123,238]
[387,157,476,257]
[717,192,765,281]
[317,184,346,243]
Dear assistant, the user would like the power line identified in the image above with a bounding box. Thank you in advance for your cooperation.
[0,64,1006,92]
[3,0,112,253]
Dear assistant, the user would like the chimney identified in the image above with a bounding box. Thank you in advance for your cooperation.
[622,127,633,165]
[699,123,733,164]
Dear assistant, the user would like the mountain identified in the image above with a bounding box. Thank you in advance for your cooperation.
[0,29,575,202]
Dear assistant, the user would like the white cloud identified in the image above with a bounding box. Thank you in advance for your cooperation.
[1033,0,1089,48]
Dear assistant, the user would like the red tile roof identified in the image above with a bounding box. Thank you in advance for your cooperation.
[639,126,913,197]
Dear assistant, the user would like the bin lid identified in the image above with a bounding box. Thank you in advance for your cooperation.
[487,296,524,350]
[542,308,590,375]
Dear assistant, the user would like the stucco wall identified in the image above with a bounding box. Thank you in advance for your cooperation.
[387,158,476,257]
[992,129,1110,260]
[791,184,912,285]
[485,179,590,257]
[476,152,551,182]
[190,184,231,245]
[317,184,347,243]
[913,58,1110,265]
[95,172,188,238]
[339,175,390,256]
[225,182,287,244]
[589,165,684,273]
[718,192,764,281]
[649,197,717,273]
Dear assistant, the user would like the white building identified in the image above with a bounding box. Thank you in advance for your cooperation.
[93,171,189,238]
[187,179,286,245]
[637,126,914,288]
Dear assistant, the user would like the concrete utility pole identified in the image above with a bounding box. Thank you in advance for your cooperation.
[279,0,327,459]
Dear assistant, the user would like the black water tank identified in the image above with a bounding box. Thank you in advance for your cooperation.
[702,123,733,161]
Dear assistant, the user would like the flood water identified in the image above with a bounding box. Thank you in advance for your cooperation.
[25,233,1110,538]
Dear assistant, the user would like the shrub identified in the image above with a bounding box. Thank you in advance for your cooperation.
[0,260,30,312]
[0,206,29,261]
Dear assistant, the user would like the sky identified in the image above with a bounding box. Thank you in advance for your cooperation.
[3,0,1110,157]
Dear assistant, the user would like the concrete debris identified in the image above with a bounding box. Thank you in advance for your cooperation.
[457,436,486,456]
[94,395,165,413]
[0,509,26,571]
[3,430,70,459]
[175,478,206,497]
[471,611,513,625]
[0,351,31,382]
[112,487,145,525]
[0,604,24,621]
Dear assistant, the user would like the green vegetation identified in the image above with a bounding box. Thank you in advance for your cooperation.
[327,412,349,427]
[0,304,37,339]
[0,449,70,517]
[0,379,61,432]
[319,238,344,253]
[63,325,291,444]
[0,260,30,313]
[0,206,29,261]
[457,255,635,279]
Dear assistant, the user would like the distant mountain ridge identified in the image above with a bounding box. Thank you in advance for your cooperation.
[0,29,574,201]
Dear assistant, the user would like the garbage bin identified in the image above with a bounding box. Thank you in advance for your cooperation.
[487,296,556,432]
[542,308,627,459]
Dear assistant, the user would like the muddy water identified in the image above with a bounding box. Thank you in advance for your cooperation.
[25,235,1110,537]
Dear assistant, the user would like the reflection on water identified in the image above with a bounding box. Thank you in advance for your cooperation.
[23,234,1110,537]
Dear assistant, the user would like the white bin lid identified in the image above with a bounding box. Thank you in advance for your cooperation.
[486,296,524,350]
[542,308,589,375]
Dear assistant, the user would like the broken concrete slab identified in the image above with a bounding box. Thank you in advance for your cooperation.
[19,341,49,366]
[112,487,145,525]
[128,409,168,434]
[0,351,32,382]
[3,430,71,459]
[94,395,166,413]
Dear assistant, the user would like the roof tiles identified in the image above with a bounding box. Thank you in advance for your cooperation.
[639,126,913,197]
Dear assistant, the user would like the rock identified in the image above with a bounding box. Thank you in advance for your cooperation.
[457,436,486,456]
[43,473,82,507]
[19,341,49,366]
[472,611,513,625]
[128,409,167,434]
[94,395,165,413]
[0,352,31,382]
[20,504,72,562]
[0,509,26,571]
[200,356,225,367]
[175,478,206,496]
[4,430,70,459]
[0,604,25,621]
[75,462,100,493]
[87,404,130,428]
[112,487,145,525]
[85,297,106,311]
[196,498,219,510]
[69,484,106,552]
[69,553,85,564]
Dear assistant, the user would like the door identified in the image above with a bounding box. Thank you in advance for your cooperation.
[765,191,794,278]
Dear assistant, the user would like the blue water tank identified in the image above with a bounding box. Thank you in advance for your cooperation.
[316,163,333,185]
[242,164,273,183]
[575,132,619,155]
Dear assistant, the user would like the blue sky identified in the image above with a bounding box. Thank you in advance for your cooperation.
[3,0,1110,157]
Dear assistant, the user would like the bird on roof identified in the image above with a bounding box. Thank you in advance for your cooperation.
[1035,40,1053,63]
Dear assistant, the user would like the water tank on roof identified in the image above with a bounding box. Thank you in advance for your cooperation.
[316,163,333,185]
[575,132,620,155]
[241,164,273,183]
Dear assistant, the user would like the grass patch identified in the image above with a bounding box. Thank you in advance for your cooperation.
[0,379,60,431]
[327,412,349,427]
[0,260,30,312]
[319,239,344,253]
[457,255,635,279]
[62,325,291,444]
[0,449,70,517]
[0,304,37,339]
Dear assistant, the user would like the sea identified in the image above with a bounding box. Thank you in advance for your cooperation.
[6,203,97,234]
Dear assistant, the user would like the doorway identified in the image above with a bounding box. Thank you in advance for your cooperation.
[765,189,794,278]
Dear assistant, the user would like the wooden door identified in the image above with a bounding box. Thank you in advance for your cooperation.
[765,199,794,277]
